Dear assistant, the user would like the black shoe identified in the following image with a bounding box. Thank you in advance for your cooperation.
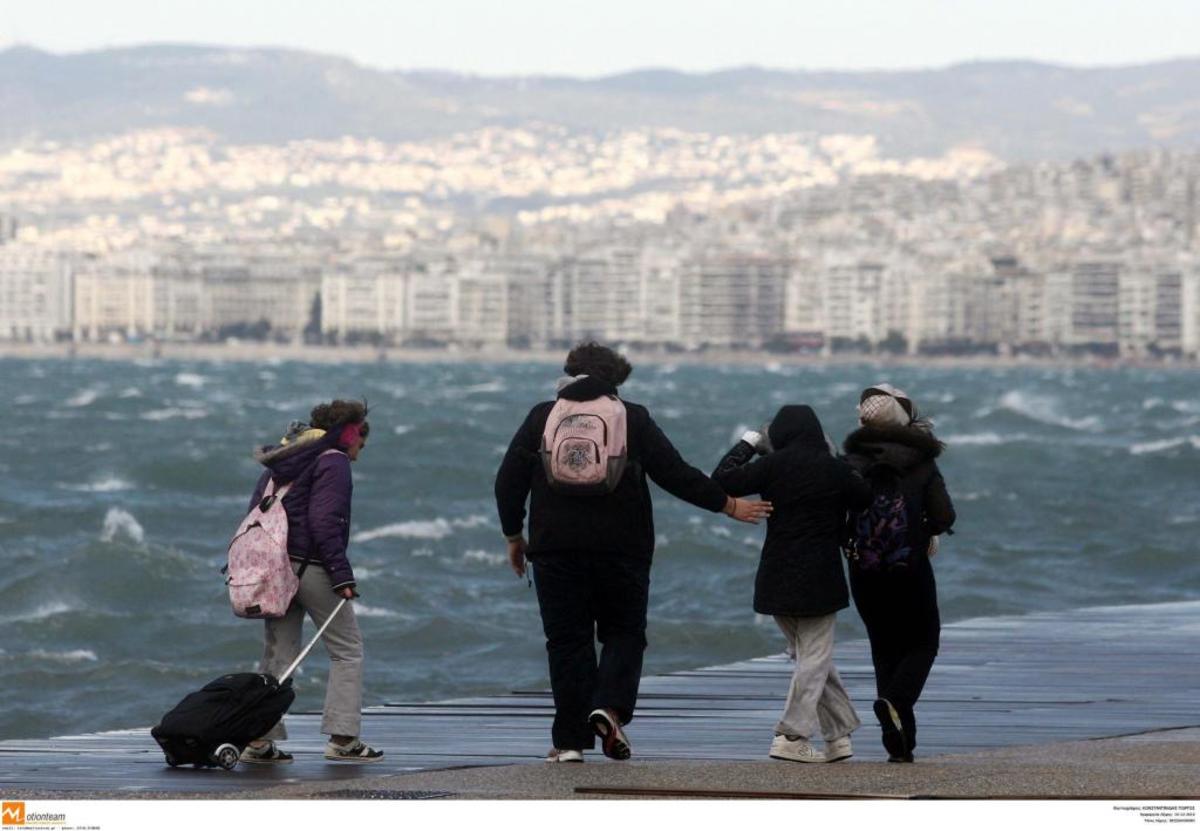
[588,708,632,760]
[873,698,910,760]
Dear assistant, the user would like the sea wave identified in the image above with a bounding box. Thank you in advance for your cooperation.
[352,514,491,543]
[26,649,98,663]
[174,372,207,389]
[993,390,1101,431]
[1129,436,1200,455]
[458,381,506,395]
[462,549,505,566]
[66,389,100,408]
[61,477,133,493]
[943,432,1007,446]
[0,601,75,624]
[354,604,404,619]
[140,408,208,421]
[100,508,145,545]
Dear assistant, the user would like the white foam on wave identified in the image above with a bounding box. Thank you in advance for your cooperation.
[66,389,100,408]
[463,549,505,566]
[995,390,1100,431]
[101,508,145,545]
[62,476,133,493]
[352,514,490,543]
[27,649,98,663]
[0,601,75,624]
[354,604,403,619]
[393,425,413,435]
[458,380,506,395]
[943,432,1007,446]
[14,394,37,405]
[118,387,143,399]
[141,408,208,421]
[174,372,207,389]
[1129,436,1200,455]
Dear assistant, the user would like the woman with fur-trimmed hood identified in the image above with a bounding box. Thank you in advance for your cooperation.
[843,384,956,764]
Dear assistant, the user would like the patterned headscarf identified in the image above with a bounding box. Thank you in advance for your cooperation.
[858,383,917,427]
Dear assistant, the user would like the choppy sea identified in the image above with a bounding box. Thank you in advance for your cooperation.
[0,357,1196,740]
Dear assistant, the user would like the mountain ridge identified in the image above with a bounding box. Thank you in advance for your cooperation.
[3,44,1199,159]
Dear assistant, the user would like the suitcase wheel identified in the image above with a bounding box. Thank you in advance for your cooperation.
[214,743,240,770]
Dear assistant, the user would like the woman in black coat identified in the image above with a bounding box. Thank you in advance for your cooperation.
[843,384,956,763]
[713,405,871,764]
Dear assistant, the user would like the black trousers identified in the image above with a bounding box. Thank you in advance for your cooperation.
[850,557,941,749]
[529,551,651,751]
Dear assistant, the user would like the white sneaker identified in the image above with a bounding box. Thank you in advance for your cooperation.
[323,737,384,763]
[544,748,584,763]
[825,736,853,762]
[769,735,827,763]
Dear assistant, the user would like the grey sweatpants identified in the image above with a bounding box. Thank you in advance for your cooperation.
[259,561,364,739]
[773,613,861,741]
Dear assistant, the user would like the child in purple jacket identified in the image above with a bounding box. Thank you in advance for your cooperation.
[240,399,384,764]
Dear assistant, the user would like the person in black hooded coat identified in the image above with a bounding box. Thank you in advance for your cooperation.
[494,343,771,763]
[843,384,956,763]
[712,405,871,763]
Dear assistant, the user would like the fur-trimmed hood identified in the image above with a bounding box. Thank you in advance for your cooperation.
[253,424,341,480]
[843,423,944,472]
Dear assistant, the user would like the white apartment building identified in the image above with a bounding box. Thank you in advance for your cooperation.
[321,258,409,341]
[551,247,648,344]
[1184,270,1200,358]
[73,251,157,341]
[677,255,788,348]
[504,255,560,347]
[640,248,683,346]
[1064,258,1121,353]
[455,261,509,347]
[200,250,323,339]
[820,261,885,349]
[0,245,72,341]
[403,259,459,343]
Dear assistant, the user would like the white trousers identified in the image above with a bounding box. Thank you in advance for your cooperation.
[773,613,861,741]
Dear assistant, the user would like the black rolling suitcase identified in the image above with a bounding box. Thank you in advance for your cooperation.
[152,598,347,770]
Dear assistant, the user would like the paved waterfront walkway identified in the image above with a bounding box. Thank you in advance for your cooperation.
[2,601,1197,799]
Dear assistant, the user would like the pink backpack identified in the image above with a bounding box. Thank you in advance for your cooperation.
[226,476,298,619]
[540,396,628,493]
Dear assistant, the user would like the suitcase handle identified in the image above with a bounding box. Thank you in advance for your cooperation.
[278,598,349,684]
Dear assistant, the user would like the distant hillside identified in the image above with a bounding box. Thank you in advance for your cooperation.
[2,44,1199,160]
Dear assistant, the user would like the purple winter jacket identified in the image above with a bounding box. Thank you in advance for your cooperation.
[248,430,356,591]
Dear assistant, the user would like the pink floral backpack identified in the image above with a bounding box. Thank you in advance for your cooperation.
[540,396,628,494]
[225,476,298,619]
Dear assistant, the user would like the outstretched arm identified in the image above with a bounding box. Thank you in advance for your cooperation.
[640,414,771,523]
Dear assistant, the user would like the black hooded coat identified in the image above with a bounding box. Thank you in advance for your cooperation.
[841,423,956,563]
[712,405,871,617]
[494,375,729,559]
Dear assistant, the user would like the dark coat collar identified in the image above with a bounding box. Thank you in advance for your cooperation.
[843,423,944,460]
[558,375,619,401]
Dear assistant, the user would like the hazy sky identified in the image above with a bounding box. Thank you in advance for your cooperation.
[2,0,1198,76]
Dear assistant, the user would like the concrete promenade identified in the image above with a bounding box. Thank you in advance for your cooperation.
[1,601,1197,800]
